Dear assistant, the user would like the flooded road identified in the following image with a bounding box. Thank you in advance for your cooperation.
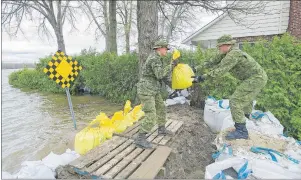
[2,69,122,173]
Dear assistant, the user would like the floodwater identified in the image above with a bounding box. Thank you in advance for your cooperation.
[1,69,122,173]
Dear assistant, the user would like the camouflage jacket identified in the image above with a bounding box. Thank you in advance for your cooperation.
[137,52,172,96]
[203,47,267,81]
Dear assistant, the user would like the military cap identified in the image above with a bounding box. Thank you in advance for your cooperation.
[153,39,170,50]
[217,35,236,46]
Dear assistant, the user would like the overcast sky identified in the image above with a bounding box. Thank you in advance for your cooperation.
[2,5,216,64]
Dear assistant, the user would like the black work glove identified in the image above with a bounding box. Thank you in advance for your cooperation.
[191,75,206,83]
[172,59,179,67]
[192,67,197,73]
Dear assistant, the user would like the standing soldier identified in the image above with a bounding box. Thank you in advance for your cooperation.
[135,40,176,149]
[193,35,268,140]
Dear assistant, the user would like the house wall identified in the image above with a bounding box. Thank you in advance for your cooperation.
[288,0,301,39]
[192,1,290,41]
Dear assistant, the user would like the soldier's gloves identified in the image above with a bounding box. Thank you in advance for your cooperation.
[172,59,179,67]
[191,75,206,83]
[192,66,197,73]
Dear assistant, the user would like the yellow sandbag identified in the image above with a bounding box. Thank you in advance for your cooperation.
[173,49,181,60]
[172,63,195,89]
[111,111,124,122]
[114,120,128,133]
[129,104,145,123]
[112,111,127,133]
[74,119,106,155]
[99,126,115,139]
[124,100,132,115]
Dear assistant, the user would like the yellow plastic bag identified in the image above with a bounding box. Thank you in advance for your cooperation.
[97,113,115,139]
[74,119,106,155]
[172,49,181,60]
[172,63,195,89]
[112,111,128,133]
[124,100,132,115]
[129,104,145,123]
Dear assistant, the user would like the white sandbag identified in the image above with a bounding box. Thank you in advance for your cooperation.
[2,171,17,179]
[204,105,234,133]
[59,149,80,165]
[42,149,80,171]
[16,161,55,179]
[42,152,65,171]
[247,111,284,135]
[165,96,187,106]
[250,159,301,179]
[180,89,189,97]
[205,157,251,179]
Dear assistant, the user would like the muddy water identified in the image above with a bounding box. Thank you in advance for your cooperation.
[2,69,122,174]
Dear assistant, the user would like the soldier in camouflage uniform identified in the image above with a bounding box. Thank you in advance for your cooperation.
[135,39,176,149]
[193,35,268,140]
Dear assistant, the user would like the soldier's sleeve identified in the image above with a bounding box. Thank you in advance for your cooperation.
[206,50,240,78]
[151,56,172,80]
[204,53,224,69]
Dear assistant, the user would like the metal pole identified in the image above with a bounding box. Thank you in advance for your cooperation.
[65,87,77,130]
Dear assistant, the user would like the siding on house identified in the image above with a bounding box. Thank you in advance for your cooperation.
[185,1,291,48]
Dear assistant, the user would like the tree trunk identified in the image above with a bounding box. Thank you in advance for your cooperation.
[55,27,66,54]
[125,32,130,53]
[109,0,117,53]
[103,1,110,52]
[137,1,158,77]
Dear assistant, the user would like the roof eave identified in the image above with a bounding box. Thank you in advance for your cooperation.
[181,13,227,44]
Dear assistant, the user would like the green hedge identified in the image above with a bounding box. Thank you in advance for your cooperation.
[9,33,301,139]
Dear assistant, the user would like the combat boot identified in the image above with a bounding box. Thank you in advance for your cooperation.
[245,114,250,119]
[135,132,152,149]
[158,126,174,136]
[225,123,249,140]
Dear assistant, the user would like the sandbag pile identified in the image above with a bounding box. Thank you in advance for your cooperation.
[203,96,301,179]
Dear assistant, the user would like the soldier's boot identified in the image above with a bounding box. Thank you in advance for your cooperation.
[135,132,152,149]
[225,123,249,140]
[245,114,250,119]
[158,126,174,136]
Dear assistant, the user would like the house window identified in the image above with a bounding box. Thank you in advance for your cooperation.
[238,42,255,50]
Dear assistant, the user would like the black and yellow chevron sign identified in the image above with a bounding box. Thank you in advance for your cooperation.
[43,50,82,88]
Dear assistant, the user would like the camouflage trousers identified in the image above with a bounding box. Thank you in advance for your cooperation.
[138,93,167,133]
[230,73,268,123]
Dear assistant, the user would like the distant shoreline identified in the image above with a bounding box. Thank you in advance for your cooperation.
[2,63,36,69]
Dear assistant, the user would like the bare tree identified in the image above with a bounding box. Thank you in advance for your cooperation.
[158,2,201,43]
[2,0,81,53]
[108,0,117,53]
[162,0,268,26]
[81,0,117,53]
[137,1,158,77]
[81,1,110,51]
[116,0,135,53]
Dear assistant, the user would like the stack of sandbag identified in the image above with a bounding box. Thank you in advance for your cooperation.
[2,149,80,179]
[165,88,190,106]
[203,96,301,179]
[203,96,234,133]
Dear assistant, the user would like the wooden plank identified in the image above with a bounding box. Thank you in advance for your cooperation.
[114,148,156,179]
[114,129,161,179]
[93,144,137,176]
[131,119,173,140]
[152,120,175,144]
[85,139,133,173]
[159,121,183,145]
[104,121,173,178]
[128,146,172,179]
[69,136,127,169]
[104,148,144,179]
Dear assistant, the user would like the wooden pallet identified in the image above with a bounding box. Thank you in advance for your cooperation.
[68,120,183,179]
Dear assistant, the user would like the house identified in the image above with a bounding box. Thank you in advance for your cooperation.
[182,1,301,49]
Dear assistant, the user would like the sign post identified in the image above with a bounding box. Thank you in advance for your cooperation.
[43,50,82,130]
